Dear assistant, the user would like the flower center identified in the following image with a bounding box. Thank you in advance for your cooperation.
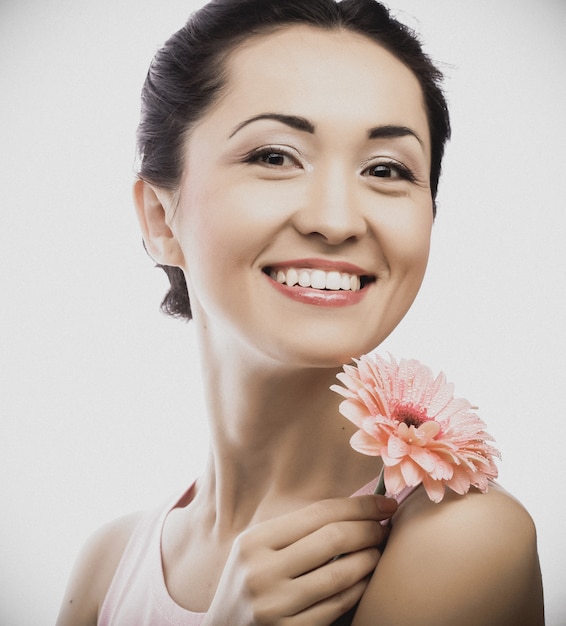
[392,401,430,428]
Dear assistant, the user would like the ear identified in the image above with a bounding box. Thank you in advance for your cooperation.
[133,179,185,268]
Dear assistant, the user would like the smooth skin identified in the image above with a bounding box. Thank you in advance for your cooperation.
[57,26,544,626]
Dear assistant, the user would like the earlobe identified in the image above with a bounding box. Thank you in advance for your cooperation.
[133,179,185,268]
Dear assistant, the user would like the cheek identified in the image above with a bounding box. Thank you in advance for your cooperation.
[175,183,280,297]
[379,204,433,279]
[402,223,431,276]
[185,183,300,274]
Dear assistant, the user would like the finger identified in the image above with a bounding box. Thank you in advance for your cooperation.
[284,548,379,619]
[249,495,397,550]
[281,519,386,578]
[280,578,368,626]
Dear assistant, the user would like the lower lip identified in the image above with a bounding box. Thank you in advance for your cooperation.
[266,274,369,307]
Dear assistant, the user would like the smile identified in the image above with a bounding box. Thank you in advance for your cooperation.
[265,267,375,292]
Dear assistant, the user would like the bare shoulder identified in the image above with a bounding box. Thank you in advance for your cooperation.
[353,484,544,626]
[56,511,143,626]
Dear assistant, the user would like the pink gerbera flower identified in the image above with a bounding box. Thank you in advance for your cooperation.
[331,353,500,503]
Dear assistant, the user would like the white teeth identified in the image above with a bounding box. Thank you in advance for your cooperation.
[298,270,311,287]
[286,268,298,286]
[269,267,365,291]
[311,269,326,290]
[326,271,342,290]
[350,275,360,291]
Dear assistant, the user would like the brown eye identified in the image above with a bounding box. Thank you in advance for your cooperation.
[363,160,416,182]
[370,164,395,178]
[262,152,287,166]
[246,147,298,168]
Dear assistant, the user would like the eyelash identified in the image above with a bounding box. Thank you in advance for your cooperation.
[362,160,416,183]
[244,146,299,168]
[244,147,416,183]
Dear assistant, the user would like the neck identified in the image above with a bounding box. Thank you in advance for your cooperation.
[192,329,381,535]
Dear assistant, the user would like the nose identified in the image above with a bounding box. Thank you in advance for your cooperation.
[292,162,368,245]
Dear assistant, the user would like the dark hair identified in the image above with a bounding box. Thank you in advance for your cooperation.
[137,0,451,320]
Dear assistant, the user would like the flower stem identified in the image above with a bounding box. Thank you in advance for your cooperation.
[373,468,386,496]
[332,468,387,563]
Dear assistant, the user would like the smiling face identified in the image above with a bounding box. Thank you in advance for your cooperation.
[168,25,433,368]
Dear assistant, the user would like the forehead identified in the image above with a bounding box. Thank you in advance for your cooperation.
[213,25,429,138]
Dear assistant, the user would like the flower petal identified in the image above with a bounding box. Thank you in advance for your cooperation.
[422,475,446,503]
[349,429,381,456]
[408,445,438,473]
[418,420,441,440]
[384,465,407,495]
[387,435,411,459]
[400,458,424,486]
[332,398,370,427]
[445,465,472,495]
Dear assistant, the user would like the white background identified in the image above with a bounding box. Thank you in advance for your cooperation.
[1,1,565,624]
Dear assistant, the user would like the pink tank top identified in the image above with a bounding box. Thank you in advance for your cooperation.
[98,478,414,625]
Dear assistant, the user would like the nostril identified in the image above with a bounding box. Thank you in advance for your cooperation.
[291,202,368,245]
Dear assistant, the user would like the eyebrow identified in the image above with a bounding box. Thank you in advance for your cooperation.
[229,113,424,147]
[229,113,315,138]
[368,125,424,146]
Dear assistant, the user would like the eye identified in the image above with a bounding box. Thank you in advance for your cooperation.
[363,160,416,182]
[245,147,300,169]
[259,152,289,166]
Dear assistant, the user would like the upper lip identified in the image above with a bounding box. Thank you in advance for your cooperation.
[263,258,372,277]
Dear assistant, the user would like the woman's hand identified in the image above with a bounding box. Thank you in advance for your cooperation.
[203,494,397,626]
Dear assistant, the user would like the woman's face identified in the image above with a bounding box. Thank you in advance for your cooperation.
[170,25,433,368]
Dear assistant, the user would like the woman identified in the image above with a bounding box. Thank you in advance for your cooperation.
[56,1,544,624]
